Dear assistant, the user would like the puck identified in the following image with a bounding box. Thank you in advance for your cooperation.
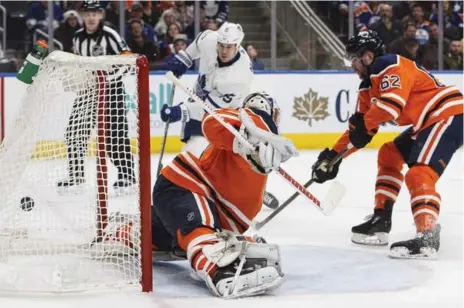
[20,197,35,211]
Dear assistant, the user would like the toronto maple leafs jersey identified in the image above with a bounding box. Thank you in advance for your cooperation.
[181,29,254,142]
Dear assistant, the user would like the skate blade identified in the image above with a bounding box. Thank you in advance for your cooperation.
[351,232,389,246]
[389,247,438,260]
[224,276,284,299]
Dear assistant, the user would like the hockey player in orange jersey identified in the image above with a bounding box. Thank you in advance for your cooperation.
[151,92,297,298]
[311,30,463,259]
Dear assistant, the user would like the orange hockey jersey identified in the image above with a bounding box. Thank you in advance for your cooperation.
[334,54,463,154]
[161,109,271,234]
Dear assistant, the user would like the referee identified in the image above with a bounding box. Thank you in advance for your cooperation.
[58,0,136,190]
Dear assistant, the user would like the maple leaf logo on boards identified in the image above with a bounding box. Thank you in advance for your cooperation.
[292,89,330,126]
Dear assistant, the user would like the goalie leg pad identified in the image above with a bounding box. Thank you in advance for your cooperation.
[192,231,284,299]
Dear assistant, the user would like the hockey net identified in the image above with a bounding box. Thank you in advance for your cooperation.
[0,51,152,293]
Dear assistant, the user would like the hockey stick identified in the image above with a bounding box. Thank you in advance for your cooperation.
[251,145,352,231]
[165,71,339,216]
[156,82,176,176]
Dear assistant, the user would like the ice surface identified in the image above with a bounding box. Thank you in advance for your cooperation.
[1,150,462,308]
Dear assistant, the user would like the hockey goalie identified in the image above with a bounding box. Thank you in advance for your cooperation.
[104,92,297,298]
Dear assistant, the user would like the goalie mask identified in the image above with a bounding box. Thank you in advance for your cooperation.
[243,91,280,134]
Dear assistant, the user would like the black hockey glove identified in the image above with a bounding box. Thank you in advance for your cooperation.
[348,112,377,149]
[311,148,342,184]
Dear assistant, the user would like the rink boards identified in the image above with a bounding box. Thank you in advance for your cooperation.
[0,70,462,155]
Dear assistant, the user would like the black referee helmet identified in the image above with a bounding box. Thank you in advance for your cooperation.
[82,0,101,11]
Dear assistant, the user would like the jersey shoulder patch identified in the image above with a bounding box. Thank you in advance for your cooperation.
[370,54,399,76]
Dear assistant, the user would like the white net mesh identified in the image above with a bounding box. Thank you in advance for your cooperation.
[0,51,147,292]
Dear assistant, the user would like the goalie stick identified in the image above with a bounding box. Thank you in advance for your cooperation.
[251,145,352,231]
[165,71,342,217]
[156,84,176,176]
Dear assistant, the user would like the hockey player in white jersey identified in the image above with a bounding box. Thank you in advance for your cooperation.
[161,22,253,157]
[161,22,280,210]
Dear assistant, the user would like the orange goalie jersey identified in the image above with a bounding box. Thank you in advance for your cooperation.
[334,54,463,153]
[161,108,270,233]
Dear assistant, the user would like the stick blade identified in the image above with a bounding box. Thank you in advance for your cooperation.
[321,180,346,215]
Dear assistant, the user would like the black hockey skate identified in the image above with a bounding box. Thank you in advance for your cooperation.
[389,224,441,260]
[351,200,393,246]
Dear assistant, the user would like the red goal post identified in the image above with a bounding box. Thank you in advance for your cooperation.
[0,51,152,293]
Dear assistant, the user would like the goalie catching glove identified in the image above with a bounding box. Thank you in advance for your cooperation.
[232,92,298,174]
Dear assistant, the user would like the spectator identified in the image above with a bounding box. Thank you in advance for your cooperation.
[104,1,121,29]
[246,44,264,70]
[173,34,189,53]
[127,19,159,68]
[369,4,402,46]
[402,3,430,31]
[155,9,176,40]
[200,1,229,25]
[128,2,145,22]
[444,39,463,69]
[388,23,418,60]
[140,1,161,27]
[124,2,157,42]
[404,38,420,61]
[157,34,190,70]
[353,1,381,32]
[159,22,183,58]
[421,22,448,70]
[156,1,175,12]
[55,10,82,53]
[165,2,194,36]
[26,1,63,31]
[430,0,463,37]
[392,1,413,21]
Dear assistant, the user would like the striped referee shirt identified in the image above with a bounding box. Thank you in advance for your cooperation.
[72,22,130,57]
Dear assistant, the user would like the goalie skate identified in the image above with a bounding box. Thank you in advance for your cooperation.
[191,231,284,299]
[389,224,441,260]
[208,243,284,299]
[212,262,284,299]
